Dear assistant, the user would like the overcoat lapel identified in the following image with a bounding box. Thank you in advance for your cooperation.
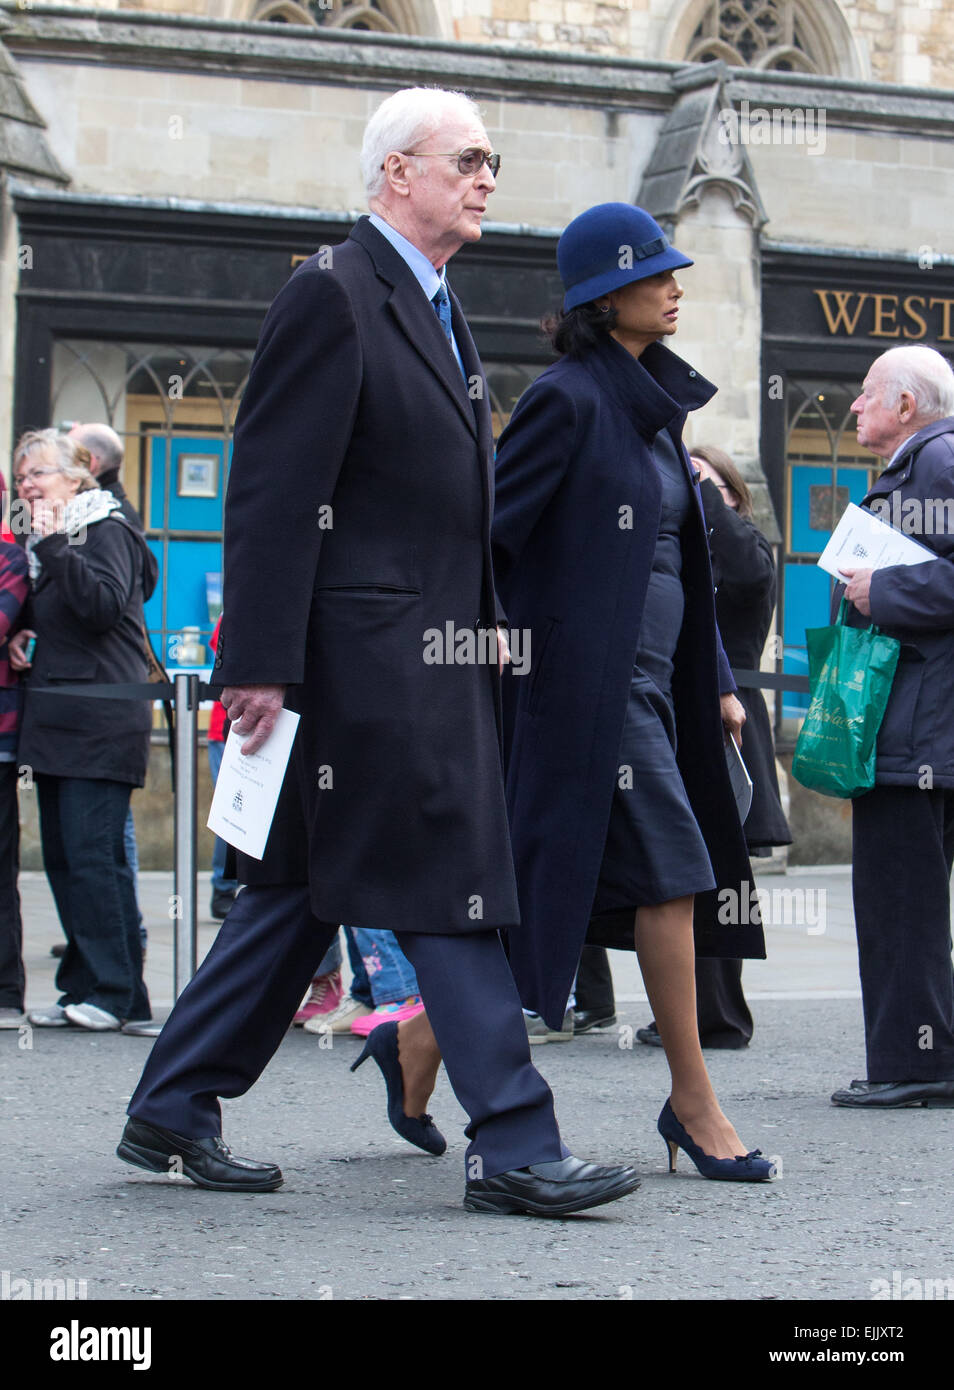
[349,218,477,439]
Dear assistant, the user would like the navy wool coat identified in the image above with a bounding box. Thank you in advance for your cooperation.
[215,217,520,934]
[493,336,764,1028]
[837,416,954,787]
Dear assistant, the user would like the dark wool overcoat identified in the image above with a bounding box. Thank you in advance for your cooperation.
[18,514,157,786]
[216,217,520,933]
[493,336,764,1028]
[699,478,792,850]
[837,416,954,786]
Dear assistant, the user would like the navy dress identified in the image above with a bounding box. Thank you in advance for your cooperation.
[592,429,715,917]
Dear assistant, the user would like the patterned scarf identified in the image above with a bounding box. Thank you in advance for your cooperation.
[25,488,121,581]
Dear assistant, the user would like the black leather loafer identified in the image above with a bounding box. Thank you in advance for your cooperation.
[573,1008,617,1034]
[636,1022,664,1048]
[830,1079,954,1108]
[463,1155,641,1216]
[117,1117,283,1191]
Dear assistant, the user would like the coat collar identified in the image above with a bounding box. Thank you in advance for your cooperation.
[866,416,954,496]
[349,216,480,441]
[577,335,716,440]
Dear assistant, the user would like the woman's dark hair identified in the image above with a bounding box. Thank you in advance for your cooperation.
[690,443,754,520]
[542,300,619,356]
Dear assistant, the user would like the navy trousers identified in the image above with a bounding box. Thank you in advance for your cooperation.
[852,785,954,1081]
[128,885,564,1178]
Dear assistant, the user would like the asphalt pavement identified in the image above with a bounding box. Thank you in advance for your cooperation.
[3,866,954,1304]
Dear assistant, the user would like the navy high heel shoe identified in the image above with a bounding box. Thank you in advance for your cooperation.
[657,1099,775,1182]
[350,1021,446,1156]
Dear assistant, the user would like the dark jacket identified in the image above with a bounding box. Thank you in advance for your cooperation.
[838,417,954,787]
[18,512,158,786]
[493,335,764,1028]
[99,468,145,533]
[216,217,519,933]
[700,478,791,849]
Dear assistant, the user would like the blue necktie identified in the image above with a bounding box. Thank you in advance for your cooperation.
[432,282,454,345]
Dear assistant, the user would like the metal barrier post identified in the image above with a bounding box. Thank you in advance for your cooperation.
[173,672,199,998]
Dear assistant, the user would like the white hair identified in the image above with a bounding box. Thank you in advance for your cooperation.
[875,345,954,422]
[361,86,485,200]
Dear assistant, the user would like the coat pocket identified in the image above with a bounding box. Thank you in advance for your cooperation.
[315,584,422,597]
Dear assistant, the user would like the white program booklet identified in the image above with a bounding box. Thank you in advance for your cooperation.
[207,708,300,860]
[817,502,936,579]
[725,734,753,824]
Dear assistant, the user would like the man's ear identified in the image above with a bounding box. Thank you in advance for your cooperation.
[897,389,920,422]
[382,152,412,199]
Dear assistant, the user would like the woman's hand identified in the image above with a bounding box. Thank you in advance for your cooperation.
[720,692,745,749]
[29,498,68,538]
[9,629,37,672]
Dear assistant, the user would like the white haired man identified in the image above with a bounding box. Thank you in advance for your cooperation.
[117,86,641,1216]
[833,344,954,1107]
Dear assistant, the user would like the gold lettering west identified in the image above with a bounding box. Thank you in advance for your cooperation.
[813,289,869,335]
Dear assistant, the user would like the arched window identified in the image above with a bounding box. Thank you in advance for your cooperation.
[253,0,404,32]
[686,0,826,74]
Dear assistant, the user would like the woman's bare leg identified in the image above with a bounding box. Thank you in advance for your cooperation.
[396,1009,442,1118]
[634,897,750,1160]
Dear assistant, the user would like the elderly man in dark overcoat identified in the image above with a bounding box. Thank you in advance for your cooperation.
[117,87,640,1217]
[832,344,954,1108]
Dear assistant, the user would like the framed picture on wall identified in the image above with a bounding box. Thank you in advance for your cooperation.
[177,453,219,498]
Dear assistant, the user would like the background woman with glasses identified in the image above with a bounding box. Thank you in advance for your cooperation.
[10,429,157,1033]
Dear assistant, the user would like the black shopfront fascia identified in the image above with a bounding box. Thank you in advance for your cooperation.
[12,193,563,442]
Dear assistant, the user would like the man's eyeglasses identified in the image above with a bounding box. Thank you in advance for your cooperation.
[404,147,501,178]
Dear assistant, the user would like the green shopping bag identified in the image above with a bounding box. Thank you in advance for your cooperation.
[791,598,900,798]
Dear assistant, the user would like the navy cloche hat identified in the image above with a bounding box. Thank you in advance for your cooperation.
[558,202,693,312]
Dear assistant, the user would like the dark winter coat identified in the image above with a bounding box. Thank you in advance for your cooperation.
[216,217,519,933]
[838,416,954,787]
[493,335,764,1028]
[18,513,158,786]
[699,478,791,849]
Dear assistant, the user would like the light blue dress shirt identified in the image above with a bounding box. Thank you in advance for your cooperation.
[368,213,466,377]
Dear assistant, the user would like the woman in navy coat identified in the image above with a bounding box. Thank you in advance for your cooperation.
[491,204,770,1179]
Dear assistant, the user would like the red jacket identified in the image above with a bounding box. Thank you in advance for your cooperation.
[208,617,226,743]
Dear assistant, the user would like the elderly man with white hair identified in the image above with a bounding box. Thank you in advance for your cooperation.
[833,343,954,1107]
[117,85,641,1217]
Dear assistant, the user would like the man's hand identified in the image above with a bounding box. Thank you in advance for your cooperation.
[839,566,873,617]
[720,692,746,750]
[221,683,286,755]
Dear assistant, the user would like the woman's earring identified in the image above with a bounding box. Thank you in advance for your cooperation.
[598,302,610,314]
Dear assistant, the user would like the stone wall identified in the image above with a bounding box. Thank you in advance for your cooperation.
[17,60,660,222]
[17,0,954,87]
[748,126,947,260]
